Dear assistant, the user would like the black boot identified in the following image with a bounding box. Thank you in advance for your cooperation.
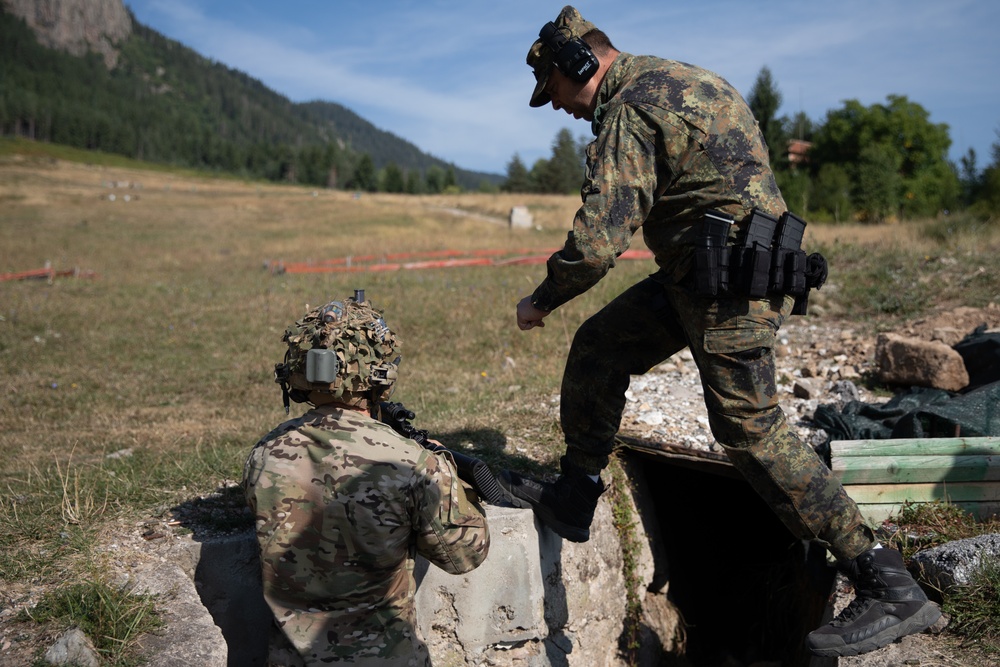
[807,546,942,657]
[497,457,605,543]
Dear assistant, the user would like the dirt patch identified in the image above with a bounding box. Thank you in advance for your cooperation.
[899,303,1000,344]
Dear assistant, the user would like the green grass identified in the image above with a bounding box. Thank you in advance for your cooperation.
[886,500,997,557]
[0,436,252,581]
[0,136,243,180]
[944,558,1000,656]
[883,501,1000,656]
[608,454,644,658]
[810,214,1000,327]
[19,579,162,666]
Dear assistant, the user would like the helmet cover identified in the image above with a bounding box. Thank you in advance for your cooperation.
[277,293,400,404]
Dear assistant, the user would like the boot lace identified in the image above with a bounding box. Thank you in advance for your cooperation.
[832,594,877,625]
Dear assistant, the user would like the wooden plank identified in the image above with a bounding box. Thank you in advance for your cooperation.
[832,437,1000,458]
[842,481,1000,505]
[832,454,1000,484]
[852,501,1000,525]
[616,435,741,479]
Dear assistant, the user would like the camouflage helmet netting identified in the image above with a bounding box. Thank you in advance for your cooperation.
[282,296,400,400]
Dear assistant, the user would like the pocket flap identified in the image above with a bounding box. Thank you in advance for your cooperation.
[703,326,775,354]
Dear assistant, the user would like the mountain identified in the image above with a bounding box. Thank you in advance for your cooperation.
[2,0,131,67]
[0,0,502,190]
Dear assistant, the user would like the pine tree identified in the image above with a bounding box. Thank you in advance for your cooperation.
[502,153,532,193]
[748,66,788,169]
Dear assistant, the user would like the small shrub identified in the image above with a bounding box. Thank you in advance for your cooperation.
[21,579,162,666]
[883,500,994,559]
[943,558,1000,655]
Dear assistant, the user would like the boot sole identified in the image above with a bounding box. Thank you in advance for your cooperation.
[495,473,591,543]
[531,504,590,543]
[808,601,942,658]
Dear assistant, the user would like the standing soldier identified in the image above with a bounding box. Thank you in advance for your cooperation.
[244,291,489,666]
[497,6,940,658]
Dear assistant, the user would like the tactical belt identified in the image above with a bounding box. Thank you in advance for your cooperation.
[691,208,828,315]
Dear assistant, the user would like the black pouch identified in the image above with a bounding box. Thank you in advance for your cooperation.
[734,210,778,298]
[771,247,808,295]
[769,212,807,294]
[692,210,734,296]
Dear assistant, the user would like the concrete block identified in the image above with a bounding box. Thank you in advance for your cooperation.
[509,206,533,229]
[415,505,546,650]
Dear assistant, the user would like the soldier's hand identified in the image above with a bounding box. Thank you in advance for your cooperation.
[516,296,550,331]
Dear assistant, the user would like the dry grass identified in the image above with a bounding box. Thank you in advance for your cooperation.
[1,148,999,662]
[0,154,646,589]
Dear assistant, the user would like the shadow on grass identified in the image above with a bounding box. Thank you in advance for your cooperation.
[435,427,560,477]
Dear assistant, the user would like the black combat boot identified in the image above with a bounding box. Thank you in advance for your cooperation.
[497,457,605,543]
[807,546,942,657]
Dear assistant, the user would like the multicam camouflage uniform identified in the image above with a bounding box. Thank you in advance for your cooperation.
[243,405,489,666]
[529,39,872,559]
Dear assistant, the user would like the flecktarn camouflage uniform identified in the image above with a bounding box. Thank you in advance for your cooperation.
[243,405,489,666]
[529,43,871,560]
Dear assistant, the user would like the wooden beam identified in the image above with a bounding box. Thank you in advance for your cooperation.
[616,435,740,479]
[832,437,1000,458]
[842,481,1000,505]
[832,454,1000,484]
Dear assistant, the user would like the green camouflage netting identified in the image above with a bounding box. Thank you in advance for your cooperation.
[814,326,1000,445]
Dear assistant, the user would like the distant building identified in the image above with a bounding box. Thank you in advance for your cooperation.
[787,139,812,168]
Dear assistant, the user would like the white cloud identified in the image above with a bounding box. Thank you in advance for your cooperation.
[127,0,1000,174]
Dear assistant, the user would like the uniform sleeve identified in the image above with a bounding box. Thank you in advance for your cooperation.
[413,449,490,575]
[531,104,662,312]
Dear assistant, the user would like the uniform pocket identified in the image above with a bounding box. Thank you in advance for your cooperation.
[703,325,775,354]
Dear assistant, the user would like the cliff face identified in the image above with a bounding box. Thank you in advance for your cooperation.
[2,0,132,68]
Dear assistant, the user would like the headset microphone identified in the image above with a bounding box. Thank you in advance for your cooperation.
[539,21,598,83]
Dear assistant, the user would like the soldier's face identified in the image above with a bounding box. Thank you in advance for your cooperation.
[544,69,597,122]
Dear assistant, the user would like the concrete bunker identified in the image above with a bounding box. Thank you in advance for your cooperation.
[179,448,837,667]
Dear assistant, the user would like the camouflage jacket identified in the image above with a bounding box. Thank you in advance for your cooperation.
[243,405,490,666]
[531,53,786,311]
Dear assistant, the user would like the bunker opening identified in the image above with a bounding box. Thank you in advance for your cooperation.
[623,445,837,667]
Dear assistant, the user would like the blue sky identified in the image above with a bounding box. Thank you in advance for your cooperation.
[124,0,999,177]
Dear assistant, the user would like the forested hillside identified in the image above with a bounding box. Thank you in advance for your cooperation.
[0,6,501,191]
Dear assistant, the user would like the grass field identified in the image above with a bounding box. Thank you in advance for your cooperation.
[2,140,999,663]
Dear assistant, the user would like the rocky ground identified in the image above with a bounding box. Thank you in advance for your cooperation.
[619,304,1000,452]
[616,303,1000,667]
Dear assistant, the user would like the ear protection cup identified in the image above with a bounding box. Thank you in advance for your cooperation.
[539,21,598,83]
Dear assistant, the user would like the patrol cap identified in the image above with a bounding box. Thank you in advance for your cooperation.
[527,5,597,108]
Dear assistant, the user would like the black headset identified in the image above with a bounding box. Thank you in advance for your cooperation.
[539,21,598,83]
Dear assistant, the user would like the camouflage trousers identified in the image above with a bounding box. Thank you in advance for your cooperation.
[561,277,873,561]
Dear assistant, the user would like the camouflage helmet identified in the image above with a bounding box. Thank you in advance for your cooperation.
[274,290,400,409]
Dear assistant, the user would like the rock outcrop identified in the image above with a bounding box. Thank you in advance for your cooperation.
[1,0,132,68]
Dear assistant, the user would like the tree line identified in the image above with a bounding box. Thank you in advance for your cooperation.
[501,65,1000,222]
[0,8,497,193]
[3,3,997,213]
